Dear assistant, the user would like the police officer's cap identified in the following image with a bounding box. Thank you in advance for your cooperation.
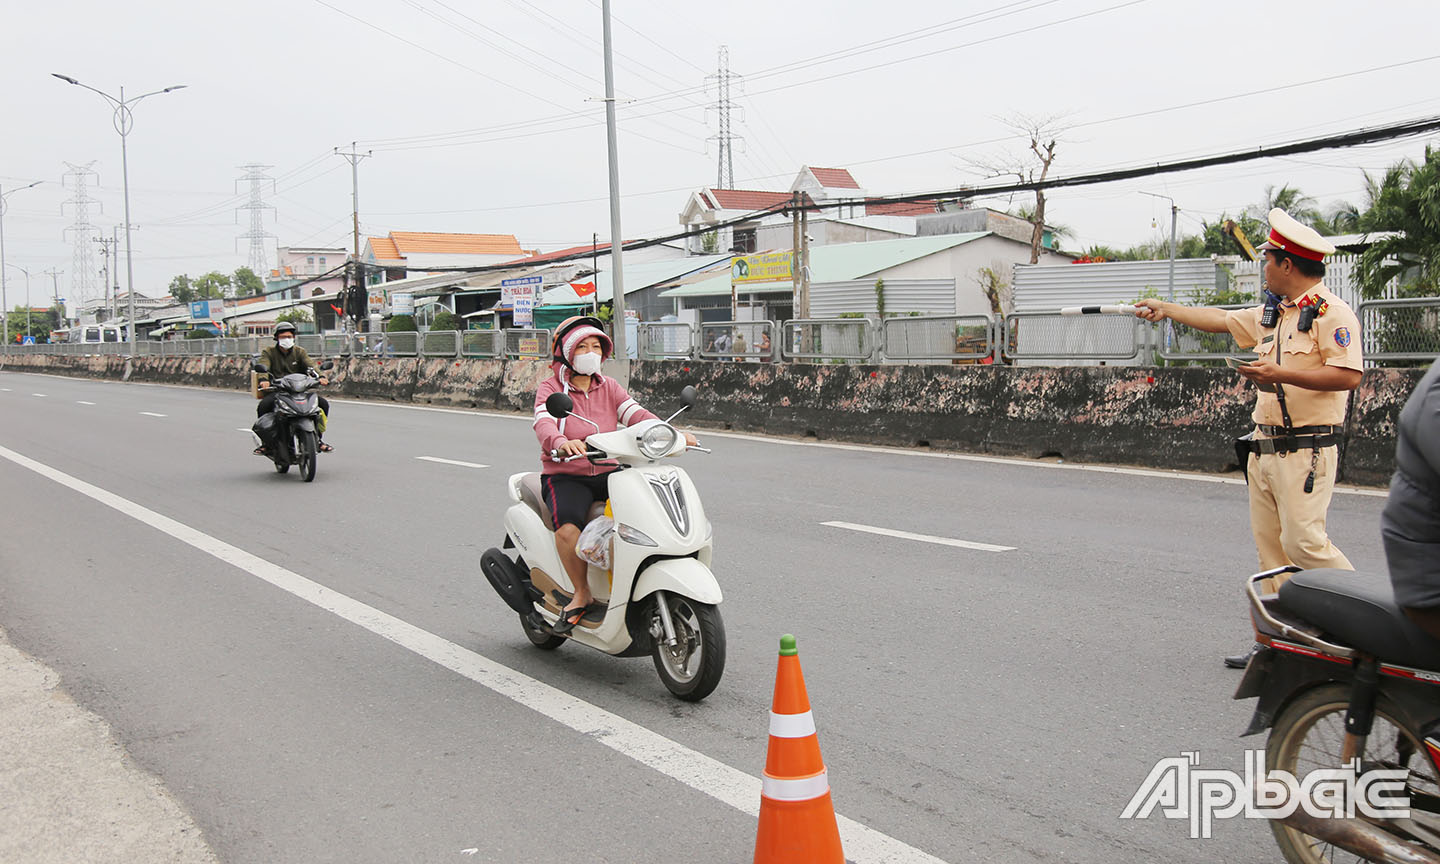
[1257,208,1336,262]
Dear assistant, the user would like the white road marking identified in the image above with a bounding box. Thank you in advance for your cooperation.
[236,428,251,432]
[0,443,949,864]
[0,387,11,391]
[823,521,1016,553]
[31,393,46,397]
[77,401,96,405]
[139,411,167,418]
[416,456,489,469]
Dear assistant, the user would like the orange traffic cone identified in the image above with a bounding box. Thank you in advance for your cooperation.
[754,634,844,863]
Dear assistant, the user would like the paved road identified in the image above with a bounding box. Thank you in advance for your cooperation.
[0,370,1390,863]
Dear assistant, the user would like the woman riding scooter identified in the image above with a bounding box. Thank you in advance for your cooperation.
[532,316,696,633]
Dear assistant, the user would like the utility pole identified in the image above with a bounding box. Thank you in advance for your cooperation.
[601,0,627,361]
[1141,192,1179,302]
[335,143,372,338]
[95,233,117,322]
[790,193,801,322]
[111,226,121,322]
[800,204,811,319]
[591,232,600,317]
[43,269,64,328]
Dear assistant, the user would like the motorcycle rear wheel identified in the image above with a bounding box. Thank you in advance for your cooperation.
[650,594,724,702]
[1267,683,1440,864]
[519,611,566,650]
[298,430,318,482]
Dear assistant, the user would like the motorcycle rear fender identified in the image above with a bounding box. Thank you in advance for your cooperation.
[632,556,722,606]
[1235,645,1350,737]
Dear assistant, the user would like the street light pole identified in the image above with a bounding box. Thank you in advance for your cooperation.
[6,264,33,340]
[0,181,42,352]
[53,74,186,355]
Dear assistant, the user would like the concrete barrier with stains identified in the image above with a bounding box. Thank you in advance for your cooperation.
[3,353,1422,486]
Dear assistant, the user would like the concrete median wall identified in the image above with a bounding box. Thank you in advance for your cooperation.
[4,352,1422,486]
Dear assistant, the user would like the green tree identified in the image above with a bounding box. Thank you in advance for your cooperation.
[276,307,313,331]
[232,267,265,297]
[6,305,53,343]
[192,271,231,299]
[1356,145,1440,298]
[385,314,416,333]
[168,274,196,304]
[429,310,461,331]
[1253,184,1321,226]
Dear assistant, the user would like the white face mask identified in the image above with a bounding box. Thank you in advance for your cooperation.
[277,337,295,350]
[572,351,603,375]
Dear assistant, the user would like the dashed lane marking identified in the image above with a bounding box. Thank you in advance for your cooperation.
[416,456,490,469]
[139,412,167,418]
[822,520,1016,552]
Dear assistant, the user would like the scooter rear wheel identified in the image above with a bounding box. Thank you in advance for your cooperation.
[650,595,724,702]
[519,612,566,650]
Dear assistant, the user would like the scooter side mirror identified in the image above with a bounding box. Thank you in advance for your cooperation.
[251,361,269,373]
[679,385,697,408]
[320,360,335,370]
[545,392,574,419]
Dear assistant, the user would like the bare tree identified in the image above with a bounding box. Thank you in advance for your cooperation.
[965,114,1069,264]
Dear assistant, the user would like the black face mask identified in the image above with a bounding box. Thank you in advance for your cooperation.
[1260,291,1281,328]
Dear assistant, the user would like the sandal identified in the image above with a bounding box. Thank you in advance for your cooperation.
[319,442,334,453]
[253,446,268,456]
[550,604,592,635]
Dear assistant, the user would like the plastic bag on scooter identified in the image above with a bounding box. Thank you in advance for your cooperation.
[252,411,281,448]
[575,516,615,570]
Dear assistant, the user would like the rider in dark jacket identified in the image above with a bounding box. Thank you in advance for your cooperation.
[254,322,333,453]
[1385,358,1440,638]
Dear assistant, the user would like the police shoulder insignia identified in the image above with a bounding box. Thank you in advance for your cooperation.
[1334,327,1352,347]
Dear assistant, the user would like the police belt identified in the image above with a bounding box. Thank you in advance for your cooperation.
[1244,433,1342,455]
[1256,424,1343,437]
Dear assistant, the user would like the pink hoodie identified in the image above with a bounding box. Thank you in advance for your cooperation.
[533,364,659,476]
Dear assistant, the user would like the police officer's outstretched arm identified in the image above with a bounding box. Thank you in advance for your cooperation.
[1133,298,1231,332]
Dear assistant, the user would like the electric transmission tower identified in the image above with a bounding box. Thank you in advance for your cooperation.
[235,164,277,278]
[61,162,101,304]
[706,45,744,189]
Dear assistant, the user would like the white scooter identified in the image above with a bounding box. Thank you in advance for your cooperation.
[481,386,726,701]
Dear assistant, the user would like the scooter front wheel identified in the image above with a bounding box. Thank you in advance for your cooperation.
[519,611,566,650]
[650,594,725,702]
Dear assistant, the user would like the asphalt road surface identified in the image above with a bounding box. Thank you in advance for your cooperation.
[0,370,1391,863]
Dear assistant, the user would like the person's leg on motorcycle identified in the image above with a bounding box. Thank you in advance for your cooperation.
[317,396,333,452]
[542,474,607,633]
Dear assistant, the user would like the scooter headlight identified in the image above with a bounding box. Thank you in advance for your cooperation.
[616,522,658,547]
[638,424,679,459]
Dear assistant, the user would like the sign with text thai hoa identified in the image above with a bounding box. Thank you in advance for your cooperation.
[731,251,794,284]
[502,275,541,327]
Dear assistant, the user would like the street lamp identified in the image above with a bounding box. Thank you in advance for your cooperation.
[0,180,42,352]
[53,73,186,354]
[5,263,32,342]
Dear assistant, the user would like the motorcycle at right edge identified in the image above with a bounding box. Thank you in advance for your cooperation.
[1236,565,1440,863]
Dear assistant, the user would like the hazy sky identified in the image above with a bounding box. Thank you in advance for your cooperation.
[2,0,1438,305]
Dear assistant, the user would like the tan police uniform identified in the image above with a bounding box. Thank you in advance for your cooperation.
[1223,211,1363,570]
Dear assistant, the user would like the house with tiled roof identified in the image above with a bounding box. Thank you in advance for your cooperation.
[363,231,527,283]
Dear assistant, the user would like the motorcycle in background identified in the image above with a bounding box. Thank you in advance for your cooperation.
[250,359,333,483]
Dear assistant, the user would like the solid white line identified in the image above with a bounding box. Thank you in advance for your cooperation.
[0,443,949,864]
[823,521,1016,553]
[77,401,96,406]
[0,387,11,391]
[416,456,490,469]
[31,393,46,397]
[139,412,167,418]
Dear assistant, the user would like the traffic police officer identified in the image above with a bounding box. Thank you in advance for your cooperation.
[1134,208,1364,667]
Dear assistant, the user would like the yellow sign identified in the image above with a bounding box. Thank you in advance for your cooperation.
[731,252,793,284]
[517,336,540,355]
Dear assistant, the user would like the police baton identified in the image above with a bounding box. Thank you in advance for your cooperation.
[1059,304,1138,316]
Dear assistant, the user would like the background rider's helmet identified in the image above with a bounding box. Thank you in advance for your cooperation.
[273,322,298,340]
[550,315,612,365]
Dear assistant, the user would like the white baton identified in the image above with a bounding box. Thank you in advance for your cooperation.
[1059,304,1138,316]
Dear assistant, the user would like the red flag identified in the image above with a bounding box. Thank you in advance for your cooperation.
[330,303,344,316]
[571,281,596,297]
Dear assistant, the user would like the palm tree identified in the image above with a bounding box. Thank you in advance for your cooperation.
[1251,184,1322,227]
[1355,146,1440,299]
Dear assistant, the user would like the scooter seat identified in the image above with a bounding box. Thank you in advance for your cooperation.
[518,473,607,533]
[1277,569,1440,671]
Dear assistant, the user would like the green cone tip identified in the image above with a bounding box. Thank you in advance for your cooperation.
[779,634,798,656]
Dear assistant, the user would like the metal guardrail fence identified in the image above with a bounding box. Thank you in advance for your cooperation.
[1358,297,1440,364]
[1001,311,1145,362]
[881,315,993,362]
[10,300,1440,366]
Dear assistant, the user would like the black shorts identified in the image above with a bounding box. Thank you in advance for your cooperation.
[541,471,615,530]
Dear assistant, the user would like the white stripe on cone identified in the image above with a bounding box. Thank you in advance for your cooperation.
[769,710,817,739]
[761,769,830,802]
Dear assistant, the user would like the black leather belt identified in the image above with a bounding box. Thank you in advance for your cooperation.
[1246,434,1341,455]
[1257,424,1343,436]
